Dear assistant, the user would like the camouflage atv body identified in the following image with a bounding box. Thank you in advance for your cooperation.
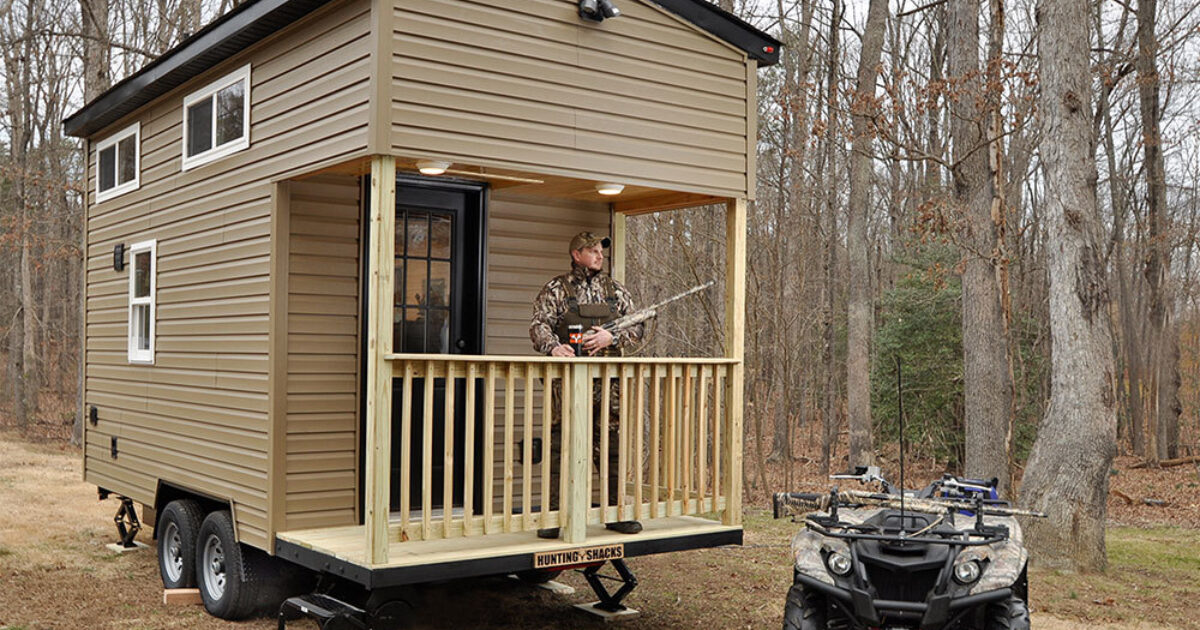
[776,470,1033,630]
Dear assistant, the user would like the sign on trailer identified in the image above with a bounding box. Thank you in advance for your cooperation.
[533,543,625,569]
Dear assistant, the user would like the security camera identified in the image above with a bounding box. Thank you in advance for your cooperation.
[579,0,619,21]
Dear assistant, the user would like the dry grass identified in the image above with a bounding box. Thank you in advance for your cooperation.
[0,428,1195,629]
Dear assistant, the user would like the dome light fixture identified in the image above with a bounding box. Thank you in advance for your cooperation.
[596,182,625,196]
[416,160,451,176]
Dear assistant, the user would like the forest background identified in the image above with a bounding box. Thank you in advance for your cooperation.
[2,0,1199,570]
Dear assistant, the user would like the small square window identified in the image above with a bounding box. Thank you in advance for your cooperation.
[127,240,156,364]
[182,65,250,170]
[96,123,139,202]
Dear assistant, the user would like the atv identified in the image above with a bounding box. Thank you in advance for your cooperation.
[773,466,1041,630]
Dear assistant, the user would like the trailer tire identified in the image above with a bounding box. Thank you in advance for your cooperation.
[514,569,563,585]
[157,499,204,589]
[196,510,259,620]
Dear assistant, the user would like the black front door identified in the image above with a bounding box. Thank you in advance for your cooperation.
[361,175,486,515]
[391,178,485,513]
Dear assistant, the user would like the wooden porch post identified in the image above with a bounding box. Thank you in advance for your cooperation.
[610,210,627,284]
[723,198,746,526]
[565,362,591,543]
[365,155,396,563]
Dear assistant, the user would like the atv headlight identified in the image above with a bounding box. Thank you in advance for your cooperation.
[953,559,982,584]
[825,551,852,576]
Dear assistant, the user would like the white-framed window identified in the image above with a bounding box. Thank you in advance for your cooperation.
[128,240,157,364]
[95,123,140,202]
[181,64,251,170]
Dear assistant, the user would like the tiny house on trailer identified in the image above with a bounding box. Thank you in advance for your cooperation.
[64,0,779,623]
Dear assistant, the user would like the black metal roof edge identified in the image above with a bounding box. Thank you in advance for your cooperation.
[63,0,328,137]
[651,0,782,66]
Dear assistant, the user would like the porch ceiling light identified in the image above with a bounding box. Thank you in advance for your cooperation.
[596,182,625,196]
[417,160,451,176]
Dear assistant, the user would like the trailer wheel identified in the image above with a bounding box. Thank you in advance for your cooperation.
[196,510,258,620]
[157,499,204,589]
[514,569,563,585]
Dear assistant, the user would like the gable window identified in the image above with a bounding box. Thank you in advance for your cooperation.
[182,65,251,170]
[128,240,157,364]
[96,123,140,202]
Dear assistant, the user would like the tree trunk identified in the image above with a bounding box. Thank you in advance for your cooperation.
[1019,0,1117,571]
[949,0,1013,492]
[845,0,887,468]
[1135,0,1178,463]
[819,0,842,476]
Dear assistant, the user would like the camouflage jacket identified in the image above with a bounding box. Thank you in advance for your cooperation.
[529,264,644,355]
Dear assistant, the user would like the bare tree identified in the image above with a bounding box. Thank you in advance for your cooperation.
[1019,0,1117,571]
[845,0,888,468]
[948,0,1014,491]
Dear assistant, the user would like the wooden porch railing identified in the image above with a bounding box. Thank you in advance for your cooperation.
[382,355,740,545]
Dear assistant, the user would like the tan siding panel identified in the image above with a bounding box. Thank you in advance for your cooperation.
[391,0,750,197]
[285,175,361,530]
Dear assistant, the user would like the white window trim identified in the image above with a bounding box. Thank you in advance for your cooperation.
[181,64,252,171]
[95,122,141,203]
[127,239,157,365]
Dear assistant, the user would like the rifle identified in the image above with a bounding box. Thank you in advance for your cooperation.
[773,490,1047,520]
[601,280,715,334]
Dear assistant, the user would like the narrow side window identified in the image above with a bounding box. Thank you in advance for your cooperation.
[182,65,251,170]
[128,240,156,364]
[96,123,140,202]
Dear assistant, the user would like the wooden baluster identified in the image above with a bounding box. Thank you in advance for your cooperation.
[400,361,413,540]
[617,364,629,522]
[682,364,693,514]
[634,364,645,522]
[599,362,611,516]
[503,365,515,531]
[483,363,496,535]
[696,364,709,512]
[422,360,435,539]
[443,362,456,539]
[559,365,571,532]
[666,364,676,516]
[464,362,476,535]
[523,364,535,531]
[713,366,723,503]
[541,364,554,529]
[649,363,660,519]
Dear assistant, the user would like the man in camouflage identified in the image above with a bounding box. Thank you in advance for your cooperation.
[530,231,644,538]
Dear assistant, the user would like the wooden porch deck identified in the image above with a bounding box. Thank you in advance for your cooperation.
[276,515,739,575]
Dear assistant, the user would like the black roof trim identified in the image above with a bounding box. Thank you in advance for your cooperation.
[63,0,330,137]
[64,0,781,138]
[651,0,781,66]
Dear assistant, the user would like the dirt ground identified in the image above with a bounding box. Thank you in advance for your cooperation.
[0,429,1194,629]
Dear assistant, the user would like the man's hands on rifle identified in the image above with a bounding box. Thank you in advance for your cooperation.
[582,326,613,355]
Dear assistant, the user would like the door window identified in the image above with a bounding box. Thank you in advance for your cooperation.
[395,208,454,353]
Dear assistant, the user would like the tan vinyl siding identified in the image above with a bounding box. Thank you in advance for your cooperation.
[390,0,751,198]
[484,192,609,505]
[285,176,362,531]
[82,0,371,551]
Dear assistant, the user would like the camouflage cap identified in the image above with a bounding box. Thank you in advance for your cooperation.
[569,231,611,252]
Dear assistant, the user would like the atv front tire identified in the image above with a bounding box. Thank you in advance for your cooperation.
[782,583,825,630]
[985,594,1030,630]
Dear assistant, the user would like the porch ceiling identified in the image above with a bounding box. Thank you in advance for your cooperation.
[301,156,729,215]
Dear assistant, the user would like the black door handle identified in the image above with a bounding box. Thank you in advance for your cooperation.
[456,339,466,350]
